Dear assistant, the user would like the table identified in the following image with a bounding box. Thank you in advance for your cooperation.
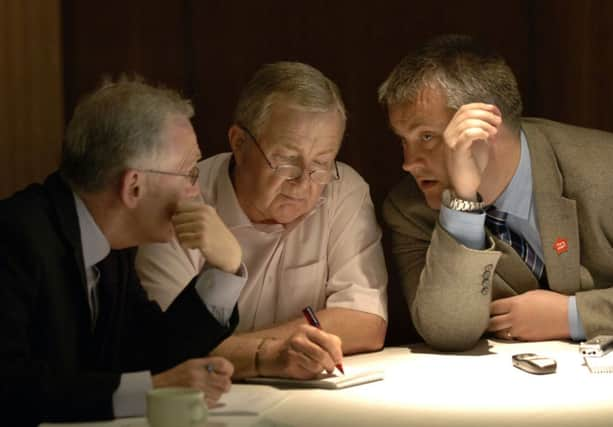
[42,339,613,427]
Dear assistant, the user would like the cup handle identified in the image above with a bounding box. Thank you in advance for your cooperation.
[190,400,206,426]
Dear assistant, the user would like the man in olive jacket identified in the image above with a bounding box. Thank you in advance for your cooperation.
[380,34,613,351]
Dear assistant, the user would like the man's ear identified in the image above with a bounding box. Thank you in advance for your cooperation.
[228,125,246,165]
[118,169,143,209]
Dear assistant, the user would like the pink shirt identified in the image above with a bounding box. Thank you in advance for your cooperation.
[136,154,388,332]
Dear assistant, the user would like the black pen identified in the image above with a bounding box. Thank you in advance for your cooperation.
[302,306,345,374]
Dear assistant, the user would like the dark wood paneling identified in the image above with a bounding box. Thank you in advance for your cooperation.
[62,0,190,116]
[190,1,534,214]
[530,0,613,132]
[0,0,63,198]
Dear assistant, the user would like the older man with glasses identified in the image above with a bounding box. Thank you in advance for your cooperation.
[137,61,388,379]
[0,78,244,426]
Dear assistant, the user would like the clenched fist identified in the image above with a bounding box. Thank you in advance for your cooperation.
[172,200,242,274]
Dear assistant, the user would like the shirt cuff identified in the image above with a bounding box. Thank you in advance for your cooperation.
[439,206,487,250]
[195,262,248,325]
[112,371,152,418]
[568,295,587,341]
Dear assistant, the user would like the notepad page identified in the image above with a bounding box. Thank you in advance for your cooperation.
[585,352,613,373]
[245,368,384,389]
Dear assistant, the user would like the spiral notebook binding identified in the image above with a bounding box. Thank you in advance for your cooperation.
[584,355,613,374]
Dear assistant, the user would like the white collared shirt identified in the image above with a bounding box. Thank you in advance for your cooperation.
[136,153,388,332]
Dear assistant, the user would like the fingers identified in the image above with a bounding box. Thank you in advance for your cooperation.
[289,325,343,374]
[446,103,502,147]
[287,345,332,374]
[175,199,207,214]
[172,209,216,230]
[487,312,512,332]
[493,329,514,340]
[454,103,502,125]
[205,356,234,376]
[202,358,232,404]
[490,297,512,316]
[303,326,343,366]
[156,357,234,403]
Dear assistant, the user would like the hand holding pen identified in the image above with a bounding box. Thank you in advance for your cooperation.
[303,306,345,374]
[255,310,344,379]
[151,356,233,407]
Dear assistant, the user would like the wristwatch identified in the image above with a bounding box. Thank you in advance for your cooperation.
[441,189,486,212]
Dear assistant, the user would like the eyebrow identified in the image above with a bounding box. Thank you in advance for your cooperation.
[391,116,434,136]
[273,144,337,157]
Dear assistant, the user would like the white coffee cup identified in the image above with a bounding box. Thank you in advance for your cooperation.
[147,387,208,427]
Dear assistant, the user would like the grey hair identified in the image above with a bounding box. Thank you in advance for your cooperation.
[233,61,346,137]
[378,34,522,131]
[60,75,194,192]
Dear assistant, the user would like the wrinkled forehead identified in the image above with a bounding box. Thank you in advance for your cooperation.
[388,86,450,132]
[157,115,201,162]
[261,104,345,154]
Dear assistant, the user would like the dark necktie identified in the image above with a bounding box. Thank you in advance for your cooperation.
[485,206,545,280]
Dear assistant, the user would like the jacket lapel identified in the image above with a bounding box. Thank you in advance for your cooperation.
[523,120,580,295]
[44,173,93,328]
[490,234,539,295]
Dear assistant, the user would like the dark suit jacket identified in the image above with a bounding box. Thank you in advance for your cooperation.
[383,118,613,351]
[0,172,238,426]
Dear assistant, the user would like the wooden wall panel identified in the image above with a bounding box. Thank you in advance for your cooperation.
[531,0,613,132]
[62,0,190,117]
[190,0,534,212]
[0,0,63,198]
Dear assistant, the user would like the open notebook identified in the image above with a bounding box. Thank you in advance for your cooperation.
[584,352,613,373]
[244,368,384,389]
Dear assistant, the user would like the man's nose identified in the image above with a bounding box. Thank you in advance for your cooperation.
[401,142,427,174]
[285,172,311,196]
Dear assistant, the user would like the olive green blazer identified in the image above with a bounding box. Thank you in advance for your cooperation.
[383,118,613,351]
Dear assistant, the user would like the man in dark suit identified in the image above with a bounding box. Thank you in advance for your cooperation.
[0,78,246,425]
[379,34,613,351]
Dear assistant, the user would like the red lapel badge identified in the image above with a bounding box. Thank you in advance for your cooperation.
[553,238,568,255]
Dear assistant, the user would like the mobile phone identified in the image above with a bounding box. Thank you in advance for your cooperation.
[512,353,557,375]
[580,335,613,357]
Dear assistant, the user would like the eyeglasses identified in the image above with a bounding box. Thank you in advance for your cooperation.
[138,166,200,185]
[237,124,340,185]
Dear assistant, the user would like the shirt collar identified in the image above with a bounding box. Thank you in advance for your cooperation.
[214,155,328,231]
[73,192,111,269]
[493,130,533,220]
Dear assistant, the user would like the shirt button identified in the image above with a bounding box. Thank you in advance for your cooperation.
[483,271,491,280]
[481,286,489,295]
[485,264,493,272]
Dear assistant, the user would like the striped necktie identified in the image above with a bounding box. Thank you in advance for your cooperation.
[485,206,545,280]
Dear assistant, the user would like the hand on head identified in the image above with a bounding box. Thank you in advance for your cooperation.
[152,356,234,407]
[258,324,343,379]
[172,199,242,274]
[443,102,502,199]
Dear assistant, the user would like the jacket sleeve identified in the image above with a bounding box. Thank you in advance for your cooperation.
[118,249,238,373]
[382,184,502,351]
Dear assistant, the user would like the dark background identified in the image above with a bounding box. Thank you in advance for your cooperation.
[60,0,613,344]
